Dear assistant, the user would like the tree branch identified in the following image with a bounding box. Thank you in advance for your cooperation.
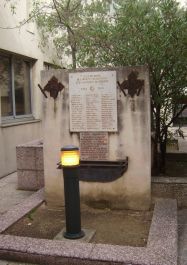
[52,0,64,24]
[0,5,48,30]
[53,0,75,37]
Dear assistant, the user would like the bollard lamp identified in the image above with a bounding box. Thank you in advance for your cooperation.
[61,145,80,167]
[60,145,84,239]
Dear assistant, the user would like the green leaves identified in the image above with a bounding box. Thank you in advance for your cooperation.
[77,0,187,170]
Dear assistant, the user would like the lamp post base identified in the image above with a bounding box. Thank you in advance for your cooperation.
[63,230,85,239]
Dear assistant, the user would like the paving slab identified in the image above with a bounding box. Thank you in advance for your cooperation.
[0,173,34,215]
[0,173,37,265]
[0,261,36,265]
[178,209,187,265]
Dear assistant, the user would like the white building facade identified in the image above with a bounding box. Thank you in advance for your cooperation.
[0,0,58,178]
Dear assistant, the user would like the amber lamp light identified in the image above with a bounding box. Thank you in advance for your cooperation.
[61,145,80,167]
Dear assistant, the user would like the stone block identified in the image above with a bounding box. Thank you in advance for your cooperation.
[17,170,38,191]
[36,147,44,170]
[37,170,45,189]
[16,146,36,170]
[16,140,44,191]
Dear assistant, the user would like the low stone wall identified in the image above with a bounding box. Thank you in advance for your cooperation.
[152,177,187,207]
[16,140,44,191]
[0,195,177,265]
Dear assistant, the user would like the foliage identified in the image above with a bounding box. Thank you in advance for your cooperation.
[78,0,187,173]
[25,0,110,69]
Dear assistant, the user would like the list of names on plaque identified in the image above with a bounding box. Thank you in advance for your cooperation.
[69,71,117,132]
[80,132,109,161]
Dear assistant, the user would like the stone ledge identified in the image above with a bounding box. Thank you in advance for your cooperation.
[17,170,44,191]
[0,189,44,233]
[147,199,177,264]
[152,176,187,184]
[0,119,41,128]
[0,195,177,265]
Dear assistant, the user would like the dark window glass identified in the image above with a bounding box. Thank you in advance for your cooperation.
[14,58,31,115]
[0,53,32,119]
[0,55,13,116]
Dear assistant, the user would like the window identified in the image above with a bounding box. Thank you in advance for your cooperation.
[173,104,187,127]
[0,53,32,120]
[44,62,63,70]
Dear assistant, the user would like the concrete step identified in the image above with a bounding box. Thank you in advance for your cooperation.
[166,152,187,161]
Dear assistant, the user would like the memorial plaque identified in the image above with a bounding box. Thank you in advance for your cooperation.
[69,71,117,132]
[80,132,109,160]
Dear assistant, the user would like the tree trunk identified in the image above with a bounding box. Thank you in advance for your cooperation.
[67,28,77,69]
[152,106,160,175]
[71,46,77,69]
[159,128,167,174]
[159,140,166,174]
[152,138,159,175]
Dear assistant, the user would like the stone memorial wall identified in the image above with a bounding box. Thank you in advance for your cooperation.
[41,66,151,210]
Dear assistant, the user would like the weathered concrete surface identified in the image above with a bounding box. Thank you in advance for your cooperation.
[0,261,35,265]
[0,190,44,234]
[147,199,177,264]
[152,179,187,207]
[178,209,187,265]
[42,66,151,210]
[42,70,68,210]
[16,139,44,191]
[0,173,34,215]
[0,173,38,265]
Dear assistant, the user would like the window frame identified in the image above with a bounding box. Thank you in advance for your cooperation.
[1,52,33,122]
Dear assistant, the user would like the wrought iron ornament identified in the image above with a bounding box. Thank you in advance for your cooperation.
[118,71,144,98]
[38,76,64,99]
